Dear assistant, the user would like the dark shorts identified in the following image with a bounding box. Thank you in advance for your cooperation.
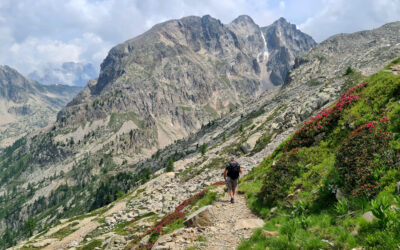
[226,176,238,190]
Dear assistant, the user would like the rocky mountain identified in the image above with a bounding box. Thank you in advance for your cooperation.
[29,62,98,87]
[12,59,400,249]
[0,65,82,148]
[2,17,400,249]
[56,15,315,158]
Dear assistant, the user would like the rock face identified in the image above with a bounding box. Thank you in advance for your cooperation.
[183,205,214,227]
[56,15,315,155]
[0,65,82,147]
[285,21,400,89]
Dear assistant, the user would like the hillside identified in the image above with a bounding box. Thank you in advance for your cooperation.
[0,65,82,148]
[2,19,400,249]
[0,15,317,246]
[239,59,400,249]
[11,60,400,249]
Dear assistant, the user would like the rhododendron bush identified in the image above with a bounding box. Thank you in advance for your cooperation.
[285,82,367,151]
[335,117,399,197]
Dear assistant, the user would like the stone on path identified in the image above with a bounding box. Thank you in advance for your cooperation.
[184,205,214,227]
[234,218,264,230]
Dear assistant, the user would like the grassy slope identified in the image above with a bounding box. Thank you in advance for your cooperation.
[239,59,400,249]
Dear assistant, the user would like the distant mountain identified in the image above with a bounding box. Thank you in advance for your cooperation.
[28,62,98,87]
[0,65,82,147]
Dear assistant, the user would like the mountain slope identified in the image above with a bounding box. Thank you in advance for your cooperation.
[239,59,400,249]
[56,15,315,156]
[13,61,400,249]
[0,65,82,148]
[2,19,400,249]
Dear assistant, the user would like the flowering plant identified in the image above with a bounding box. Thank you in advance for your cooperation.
[335,117,396,197]
[285,82,367,151]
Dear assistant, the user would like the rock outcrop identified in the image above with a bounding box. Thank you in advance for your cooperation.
[56,15,315,157]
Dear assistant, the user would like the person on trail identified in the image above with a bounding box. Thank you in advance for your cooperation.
[224,157,242,203]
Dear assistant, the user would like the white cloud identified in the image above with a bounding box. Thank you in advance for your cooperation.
[0,0,399,83]
[299,0,400,42]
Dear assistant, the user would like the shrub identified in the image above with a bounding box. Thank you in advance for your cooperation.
[335,118,397,197]
[258,150,300,206]
[345,66,354,75]
[165,158,174,172]
[200,143,207,156]
[285,82,367,151]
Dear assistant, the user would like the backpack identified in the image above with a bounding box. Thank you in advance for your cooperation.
[227,162,240,179]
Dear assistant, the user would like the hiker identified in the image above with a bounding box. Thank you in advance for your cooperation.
[224,157,242,203]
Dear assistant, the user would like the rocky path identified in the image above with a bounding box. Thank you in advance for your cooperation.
[200,187,264,249]
[153,186,264,250]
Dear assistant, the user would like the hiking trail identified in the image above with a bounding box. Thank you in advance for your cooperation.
[153,186,264,250]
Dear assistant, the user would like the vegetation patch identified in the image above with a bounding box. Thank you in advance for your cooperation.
[240,61,400,248]
[50,224,77,239]
[78,239,102,250]
[108,112,145,132]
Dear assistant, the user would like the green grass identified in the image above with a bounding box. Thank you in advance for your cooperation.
[78,239,102,250]
[50,224,77,239]
[108,112,145,132]
[250,133,272,155]
[194,191,218,209]
[239,59,400,249]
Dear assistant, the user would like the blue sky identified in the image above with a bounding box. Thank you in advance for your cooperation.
[0,0,400,82]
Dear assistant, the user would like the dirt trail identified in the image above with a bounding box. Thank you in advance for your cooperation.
[154,186,264,250]
[42,217,99,250]
[199,187,264,250]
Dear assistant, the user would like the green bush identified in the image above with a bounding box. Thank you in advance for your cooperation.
[165,158,174,172]
[335,118,396,197]
[345,66,354,75]
[258,150,300,206]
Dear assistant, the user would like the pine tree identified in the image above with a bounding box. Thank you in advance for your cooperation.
[166,157,174,172]
[200,143,207,156]
[24,217,36,237]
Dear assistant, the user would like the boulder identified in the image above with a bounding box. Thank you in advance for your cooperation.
[183,205,214,227]
[335,188,345,200]
[362,211,377,222]
[105,217,116,226]
[240,143,252,154]
[140,235,150,245]
[234,218,264,230]
[246,132,262,151]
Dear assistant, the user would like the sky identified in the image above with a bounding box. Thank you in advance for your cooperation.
[1,0,400,84]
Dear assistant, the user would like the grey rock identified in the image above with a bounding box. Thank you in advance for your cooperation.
[335,188,345,200]
[184,205,215,227]
[362,211,377,222]
[240,143,252,154]
[234,218,264,230]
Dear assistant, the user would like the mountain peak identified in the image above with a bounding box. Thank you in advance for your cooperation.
[231,15,256,25]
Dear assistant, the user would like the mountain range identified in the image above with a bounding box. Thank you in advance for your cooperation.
[1,15,400,249]
[0,66,82,148]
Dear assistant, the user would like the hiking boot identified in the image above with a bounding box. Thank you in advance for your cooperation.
[231,198,234,203]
